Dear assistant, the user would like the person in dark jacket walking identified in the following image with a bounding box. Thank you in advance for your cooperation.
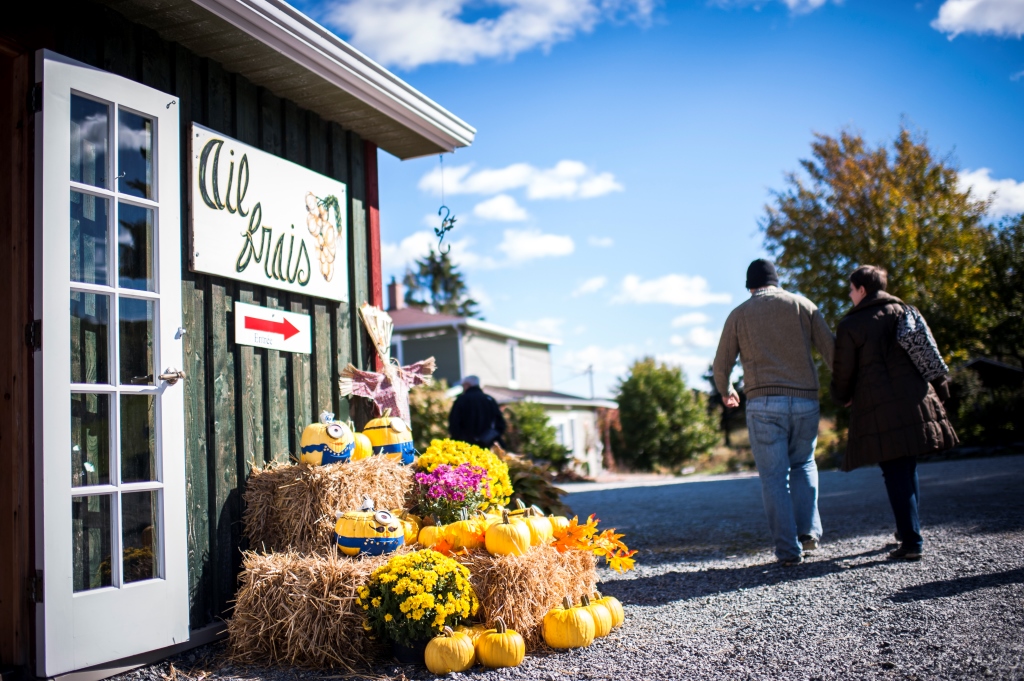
[831,266,958,561]
[448,375,506,449]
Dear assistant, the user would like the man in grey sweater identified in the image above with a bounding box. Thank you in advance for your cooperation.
[713,259,835,566]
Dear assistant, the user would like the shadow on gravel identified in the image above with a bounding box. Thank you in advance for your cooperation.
[603,548,891,607]
[887,566,1024,603]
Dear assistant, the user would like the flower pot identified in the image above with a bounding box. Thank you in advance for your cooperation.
[392,638,429,665]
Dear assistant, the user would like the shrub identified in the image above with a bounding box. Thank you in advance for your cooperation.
[503,401,571,470]
[409,380,452,453]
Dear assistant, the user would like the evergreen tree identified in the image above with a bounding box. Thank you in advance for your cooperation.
[403,249,480,318]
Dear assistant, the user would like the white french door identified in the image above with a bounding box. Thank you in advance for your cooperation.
[34,50,188,676]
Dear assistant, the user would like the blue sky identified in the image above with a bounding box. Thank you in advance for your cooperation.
[296,0,1024,398]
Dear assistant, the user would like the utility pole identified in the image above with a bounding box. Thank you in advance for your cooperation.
[587,364,594,400]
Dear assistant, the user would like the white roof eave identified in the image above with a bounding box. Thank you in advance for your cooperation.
[190,0,476,156]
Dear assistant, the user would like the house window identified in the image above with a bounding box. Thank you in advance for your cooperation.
[507,340,519,388]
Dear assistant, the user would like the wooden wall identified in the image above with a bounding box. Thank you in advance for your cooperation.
[0,0,382,634]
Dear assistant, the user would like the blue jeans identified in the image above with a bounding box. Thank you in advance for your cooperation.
[879,456,923,551]
[746,396,823,561]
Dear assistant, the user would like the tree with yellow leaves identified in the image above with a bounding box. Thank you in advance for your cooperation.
[762,126,991,365]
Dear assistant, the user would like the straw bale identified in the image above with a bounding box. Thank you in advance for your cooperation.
[243,456,414,554]
[459,545,598,649]
[228,549,402,668]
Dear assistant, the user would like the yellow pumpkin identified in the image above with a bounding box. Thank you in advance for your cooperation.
[508,499,529,517]
[594,591,624,629]
[579,594,612,638]
[549,514,570,534]
[485,510,531,557]
[333,496,404,556]
[418,523,448,548]
[363,410,416,465]
[299,412,354,466]
[455,623,488,644]
[522,508,553,546]
[542,596,595,649]
[424,626,475,675]
[476,617,525,669]
[393,510,421,546]
[448,511,486,551]
[351,432,373,461]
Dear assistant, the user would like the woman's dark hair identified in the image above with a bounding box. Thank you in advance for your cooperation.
[849,265,887,295]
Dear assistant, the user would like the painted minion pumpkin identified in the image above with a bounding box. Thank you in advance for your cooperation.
[299,411,354,466]
[362,410,416,465]
[333,496,405,556]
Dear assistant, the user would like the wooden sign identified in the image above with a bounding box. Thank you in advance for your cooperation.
[189,123,349,301]
[234,301,311,354]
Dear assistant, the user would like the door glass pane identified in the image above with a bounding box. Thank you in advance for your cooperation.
[70,191,109,285]
[72,494,112,592]
[71,394,110,487]
[119,298,154,385]
[70,292,110,384]
[117,110,154,200]
[120,395,156,483]
[121,491,159,583]
[70,95,108,189]
[118,202,155,291]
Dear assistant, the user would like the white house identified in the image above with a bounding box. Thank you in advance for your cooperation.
[387,282,616,475]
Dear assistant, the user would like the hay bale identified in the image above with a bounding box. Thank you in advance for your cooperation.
[243,456,414,554]
[228,549,400,668]
[459,546,597,649]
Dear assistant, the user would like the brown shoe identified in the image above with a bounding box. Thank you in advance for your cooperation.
[888,546,922,561]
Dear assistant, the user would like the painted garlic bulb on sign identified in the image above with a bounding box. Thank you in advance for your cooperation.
[305,192,343,282]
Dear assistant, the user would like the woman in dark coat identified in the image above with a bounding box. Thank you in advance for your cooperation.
[831,266,957,560]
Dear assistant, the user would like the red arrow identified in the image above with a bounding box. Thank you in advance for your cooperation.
[244,315,300,340]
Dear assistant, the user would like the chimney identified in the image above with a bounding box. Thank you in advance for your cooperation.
[387,277,405,311]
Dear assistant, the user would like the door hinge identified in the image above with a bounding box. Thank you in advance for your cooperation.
[29,570,43,603]
[25,320,41,352]
[27,83,42,114]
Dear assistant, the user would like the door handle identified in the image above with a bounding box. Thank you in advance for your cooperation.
[159,369,185,385]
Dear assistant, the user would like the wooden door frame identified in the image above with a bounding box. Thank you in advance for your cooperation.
[0,37,37,674]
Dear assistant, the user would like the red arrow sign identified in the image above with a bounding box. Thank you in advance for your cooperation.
[244,316,300,340]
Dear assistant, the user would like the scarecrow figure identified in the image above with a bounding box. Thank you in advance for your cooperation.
[339,304,435,423]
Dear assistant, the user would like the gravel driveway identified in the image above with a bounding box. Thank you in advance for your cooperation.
[120,454,1024,681]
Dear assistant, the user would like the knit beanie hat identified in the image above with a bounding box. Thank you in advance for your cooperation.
[745,259,779,289]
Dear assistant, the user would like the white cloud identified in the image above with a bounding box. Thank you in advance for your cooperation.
[959,168,1024,218]
[712,0,833,15]
[322,0,656,70]
[654,352,714,386]
[562,344,636,377]
[572,276,608,297]
[472,194,529,221]
[931,0,1024,38]
[469,286,492,309]
[670,312,711,328]
[380,229,497,272]
[498,229,575,262]
[515,317,564,339]
[612,274,732,307]
[419,161,623,200]
[670,327,720,349]
[588,236,614,247]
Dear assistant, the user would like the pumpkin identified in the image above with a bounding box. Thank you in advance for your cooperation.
[448,509,486,551]
[418,522,448,548]
[542,596,595,649]
[548,513,570,534]
[522,508,553,547]
[476,617,525,669]
[363,410,416,465]
[299,411,354,466]
[333,496,404,556]
[424,626,475,675]
[485,510,531,557]
[508,499,529,517]
[594,591,624,629]
[393,510,421,546]
[455,623,488,644]
[351,432,373,461]
[580,594,612,638]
